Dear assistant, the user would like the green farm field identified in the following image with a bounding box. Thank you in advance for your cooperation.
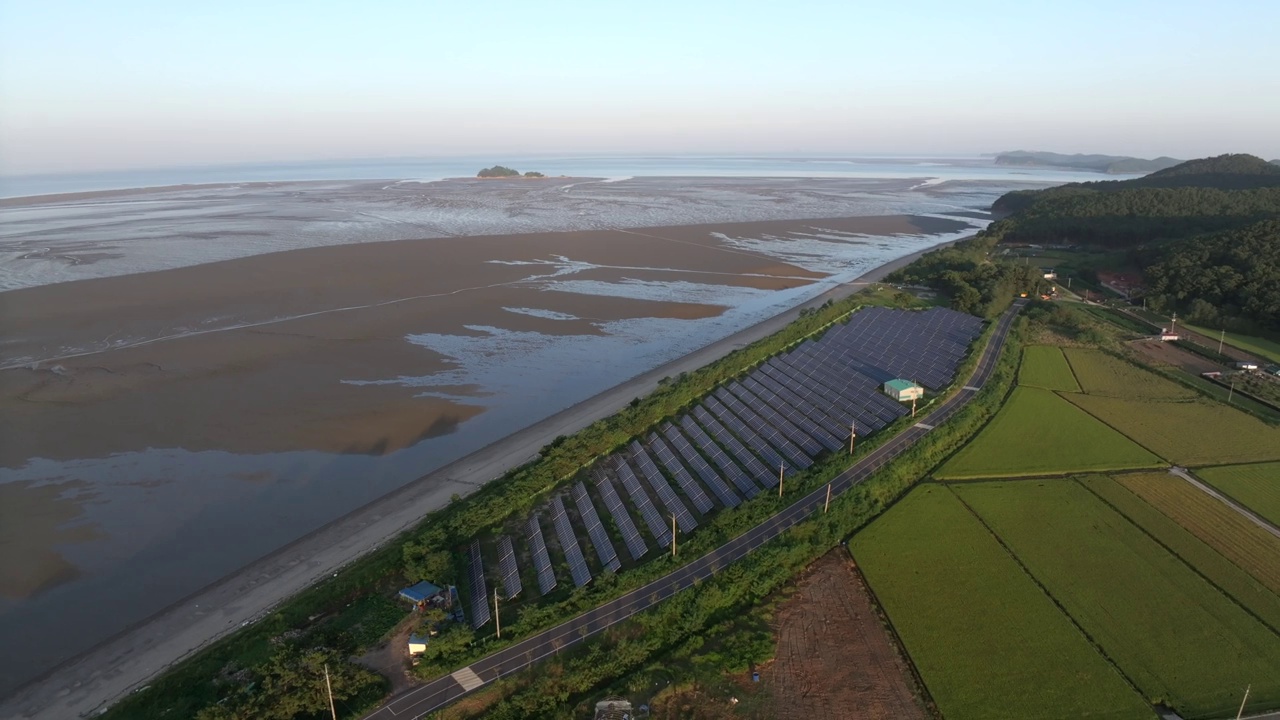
[1018,345,1080,391]
[1197,462,1280,527]
[1066,393,1280,465]
[1063,347,1197,400]
[936,387,1161,479]
[1079,474,1280,633]
[955,480,1280,718]
[1114,473,1280,597]
[850,485,1153,720]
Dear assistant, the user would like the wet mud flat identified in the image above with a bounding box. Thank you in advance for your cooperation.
[0,189,986,700]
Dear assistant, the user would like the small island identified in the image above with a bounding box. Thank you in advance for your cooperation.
[477,165,545,178]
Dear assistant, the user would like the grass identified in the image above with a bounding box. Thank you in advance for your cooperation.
[1197,462,1280,527]
[1018,345,1080,392]
[1063,347,1198,400]
[1113,473,1280,597]
[850,485,1153,720]
[955,480,1280,719]
[1078,474,1280,633]
[936,387,1162,479]
[1065,393,1280,465]
[1184,323,1280,364]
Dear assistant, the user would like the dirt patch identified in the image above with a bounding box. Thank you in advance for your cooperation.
[354,616,420,696]
[762,550,927,720]
[1128,338,1223,375]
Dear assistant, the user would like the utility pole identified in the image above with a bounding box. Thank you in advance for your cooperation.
[671,514,677,557]
[324,664,337,720]
[824,483,832,514]
[1236,684,1251,720]
[1218,328,1226,356]
[849,420,857,455]
[911,396,917,418]
[493,588,501,639]
[778,462,785,497]
[1228,377,1235,404]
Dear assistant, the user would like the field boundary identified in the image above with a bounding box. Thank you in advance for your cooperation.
[945,485,1152,706]
[1054,390,1173,463]
[842,546,942,720]
[1075,476,1280,638]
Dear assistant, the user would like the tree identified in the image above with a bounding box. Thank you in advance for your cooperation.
[403,542,454,584]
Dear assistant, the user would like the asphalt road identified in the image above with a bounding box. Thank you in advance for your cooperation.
[367,298,1026,719]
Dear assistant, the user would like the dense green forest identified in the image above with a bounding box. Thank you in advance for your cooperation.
[885,235,1047,316]
[986,154,1280,333]
[1145,219,1280,332]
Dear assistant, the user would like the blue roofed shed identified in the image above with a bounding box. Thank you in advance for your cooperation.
[399,581,444,606]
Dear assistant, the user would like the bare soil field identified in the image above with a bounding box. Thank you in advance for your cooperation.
[1128,338,1222,375]
[764,550,926,720]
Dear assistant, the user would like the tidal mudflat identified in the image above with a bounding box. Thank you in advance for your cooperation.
[0,175,1011,696]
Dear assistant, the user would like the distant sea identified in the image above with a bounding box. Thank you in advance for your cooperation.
[0,154,1119,198]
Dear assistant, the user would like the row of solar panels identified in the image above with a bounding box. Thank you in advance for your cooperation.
[463,307,983,628]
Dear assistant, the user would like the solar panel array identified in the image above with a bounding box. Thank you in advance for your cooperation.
[497,535,522,600]
[460,307,981,625]
[596,473,648,560]
[572,481,622,573]
[550,495,592,588]
[467,540,491,629]
[527,514,557,595]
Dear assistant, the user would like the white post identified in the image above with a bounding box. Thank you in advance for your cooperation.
[1228,378,1235,404]
[1218,328,1226,356]
[671,514,677,557]
[494,588,501,639]
[849,420,856,455]
[324,664,337,720]
[778,462,784,497]
[1236,684,1251,720]
[824,483,831,514]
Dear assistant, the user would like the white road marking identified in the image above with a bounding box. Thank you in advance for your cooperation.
[915,423,934,430]
[451,666,485,692]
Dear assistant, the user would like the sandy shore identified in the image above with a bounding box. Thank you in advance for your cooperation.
[0,223,963,719]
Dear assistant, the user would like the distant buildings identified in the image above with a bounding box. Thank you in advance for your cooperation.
[1041,268,1058,280]
[883,379,924,402]
[1236,361,1260,371]
[399,580,445,609]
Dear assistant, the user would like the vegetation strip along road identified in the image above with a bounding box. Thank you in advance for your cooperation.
[364,299,1026,719]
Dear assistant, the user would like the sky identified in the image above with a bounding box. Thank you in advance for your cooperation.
[1,0,1278,175]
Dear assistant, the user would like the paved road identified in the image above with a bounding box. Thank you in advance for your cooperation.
[367,299,1026,719]
[1169,467,1280,540]
[0,237,966,720]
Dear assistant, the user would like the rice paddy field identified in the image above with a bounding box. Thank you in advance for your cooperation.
[954,480,1280,718]
[936,387,1161,479]
[1062,348,1197,400]
[1078,474,1280,633]
[1196,462,1280,527]
[1065,393,1280,465]
[1113,473,1280,597]
[849,485,1154,720]
[1017,345,1079,392]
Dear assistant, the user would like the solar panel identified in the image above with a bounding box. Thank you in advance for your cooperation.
[691,405,767,496]
[596,473,648,560]
[526,514,557,595]
[715,387,812,469]
[638,436,714,515]
[740,376,843,453]
[732,379,827,455]
[572,481,621,573]
[667,420,742,509]
[467,540,491,629]
[703,395,788,484]
[757,364,849,439]
[550,495,592,588]
[497,535,522,599]
[629,441,697,532]
[614,457,673,547]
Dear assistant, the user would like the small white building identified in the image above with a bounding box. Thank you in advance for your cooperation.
[1236,361,1259,371]
[1159,328,1179,342]
[408,633,429,656]
[884,379,924,402]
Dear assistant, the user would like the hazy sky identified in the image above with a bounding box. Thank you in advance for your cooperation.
[1,0,1277,174]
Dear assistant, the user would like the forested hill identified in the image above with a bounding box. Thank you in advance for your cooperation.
[985,154,1280,332]
[994,151,1181,174]
[988,154,1280,245]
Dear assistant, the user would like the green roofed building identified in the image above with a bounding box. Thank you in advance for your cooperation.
[884,379,924,402]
